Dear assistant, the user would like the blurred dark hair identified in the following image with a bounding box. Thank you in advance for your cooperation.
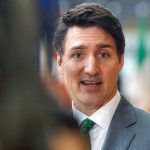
[0,1,80,150]
[53,3,125,56]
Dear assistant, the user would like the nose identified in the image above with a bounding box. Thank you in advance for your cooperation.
[84,56,99,76]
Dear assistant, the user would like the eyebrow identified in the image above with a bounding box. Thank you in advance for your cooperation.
[96,43,113,49]
[70,43,113,51]
[69,44,86,51]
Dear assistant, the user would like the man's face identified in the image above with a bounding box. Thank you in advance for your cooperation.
[57,26,124,115]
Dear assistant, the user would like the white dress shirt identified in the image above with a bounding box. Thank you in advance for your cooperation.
[72,91,121,150]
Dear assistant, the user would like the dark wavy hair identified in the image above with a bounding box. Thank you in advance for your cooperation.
[53,3,125,56]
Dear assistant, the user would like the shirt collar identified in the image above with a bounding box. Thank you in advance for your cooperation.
[72,91,121,129]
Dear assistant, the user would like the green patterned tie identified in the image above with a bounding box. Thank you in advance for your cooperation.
[80,118,96,150]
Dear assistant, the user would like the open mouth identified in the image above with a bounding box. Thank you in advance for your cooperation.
[81,80,102,86]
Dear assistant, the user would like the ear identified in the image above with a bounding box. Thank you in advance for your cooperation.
[118,54,124,72]
[56,53,64,74]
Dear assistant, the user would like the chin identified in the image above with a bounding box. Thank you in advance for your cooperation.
[81,98,100,106]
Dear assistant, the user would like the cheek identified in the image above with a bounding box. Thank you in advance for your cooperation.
[63,63,76,78]
[102,63,119,83]
[63,61,82,78]
[62,63,81,96]
[62,63,79,91]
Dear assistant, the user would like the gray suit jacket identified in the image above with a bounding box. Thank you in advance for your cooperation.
[102,96,150,150]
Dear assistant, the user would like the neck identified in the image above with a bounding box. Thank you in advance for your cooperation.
[73,89,118,116]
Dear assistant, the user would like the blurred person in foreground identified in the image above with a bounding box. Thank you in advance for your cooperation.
[0,0,86,150]
[53,2,150,150]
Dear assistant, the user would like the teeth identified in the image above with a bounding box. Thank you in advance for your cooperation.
[83,82,99,85]
[85,82,97,84]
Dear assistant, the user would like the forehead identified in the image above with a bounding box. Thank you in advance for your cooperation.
[63,26,116,50]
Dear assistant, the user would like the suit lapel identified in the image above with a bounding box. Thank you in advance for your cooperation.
[102,97,136,150]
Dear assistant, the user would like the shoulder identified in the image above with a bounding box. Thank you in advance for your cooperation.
[134,105,150,124]
[121,95,150,126]
[130,104,150,146]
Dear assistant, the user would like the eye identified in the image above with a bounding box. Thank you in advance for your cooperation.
[98,51,110,59]
[73,52,83,59]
